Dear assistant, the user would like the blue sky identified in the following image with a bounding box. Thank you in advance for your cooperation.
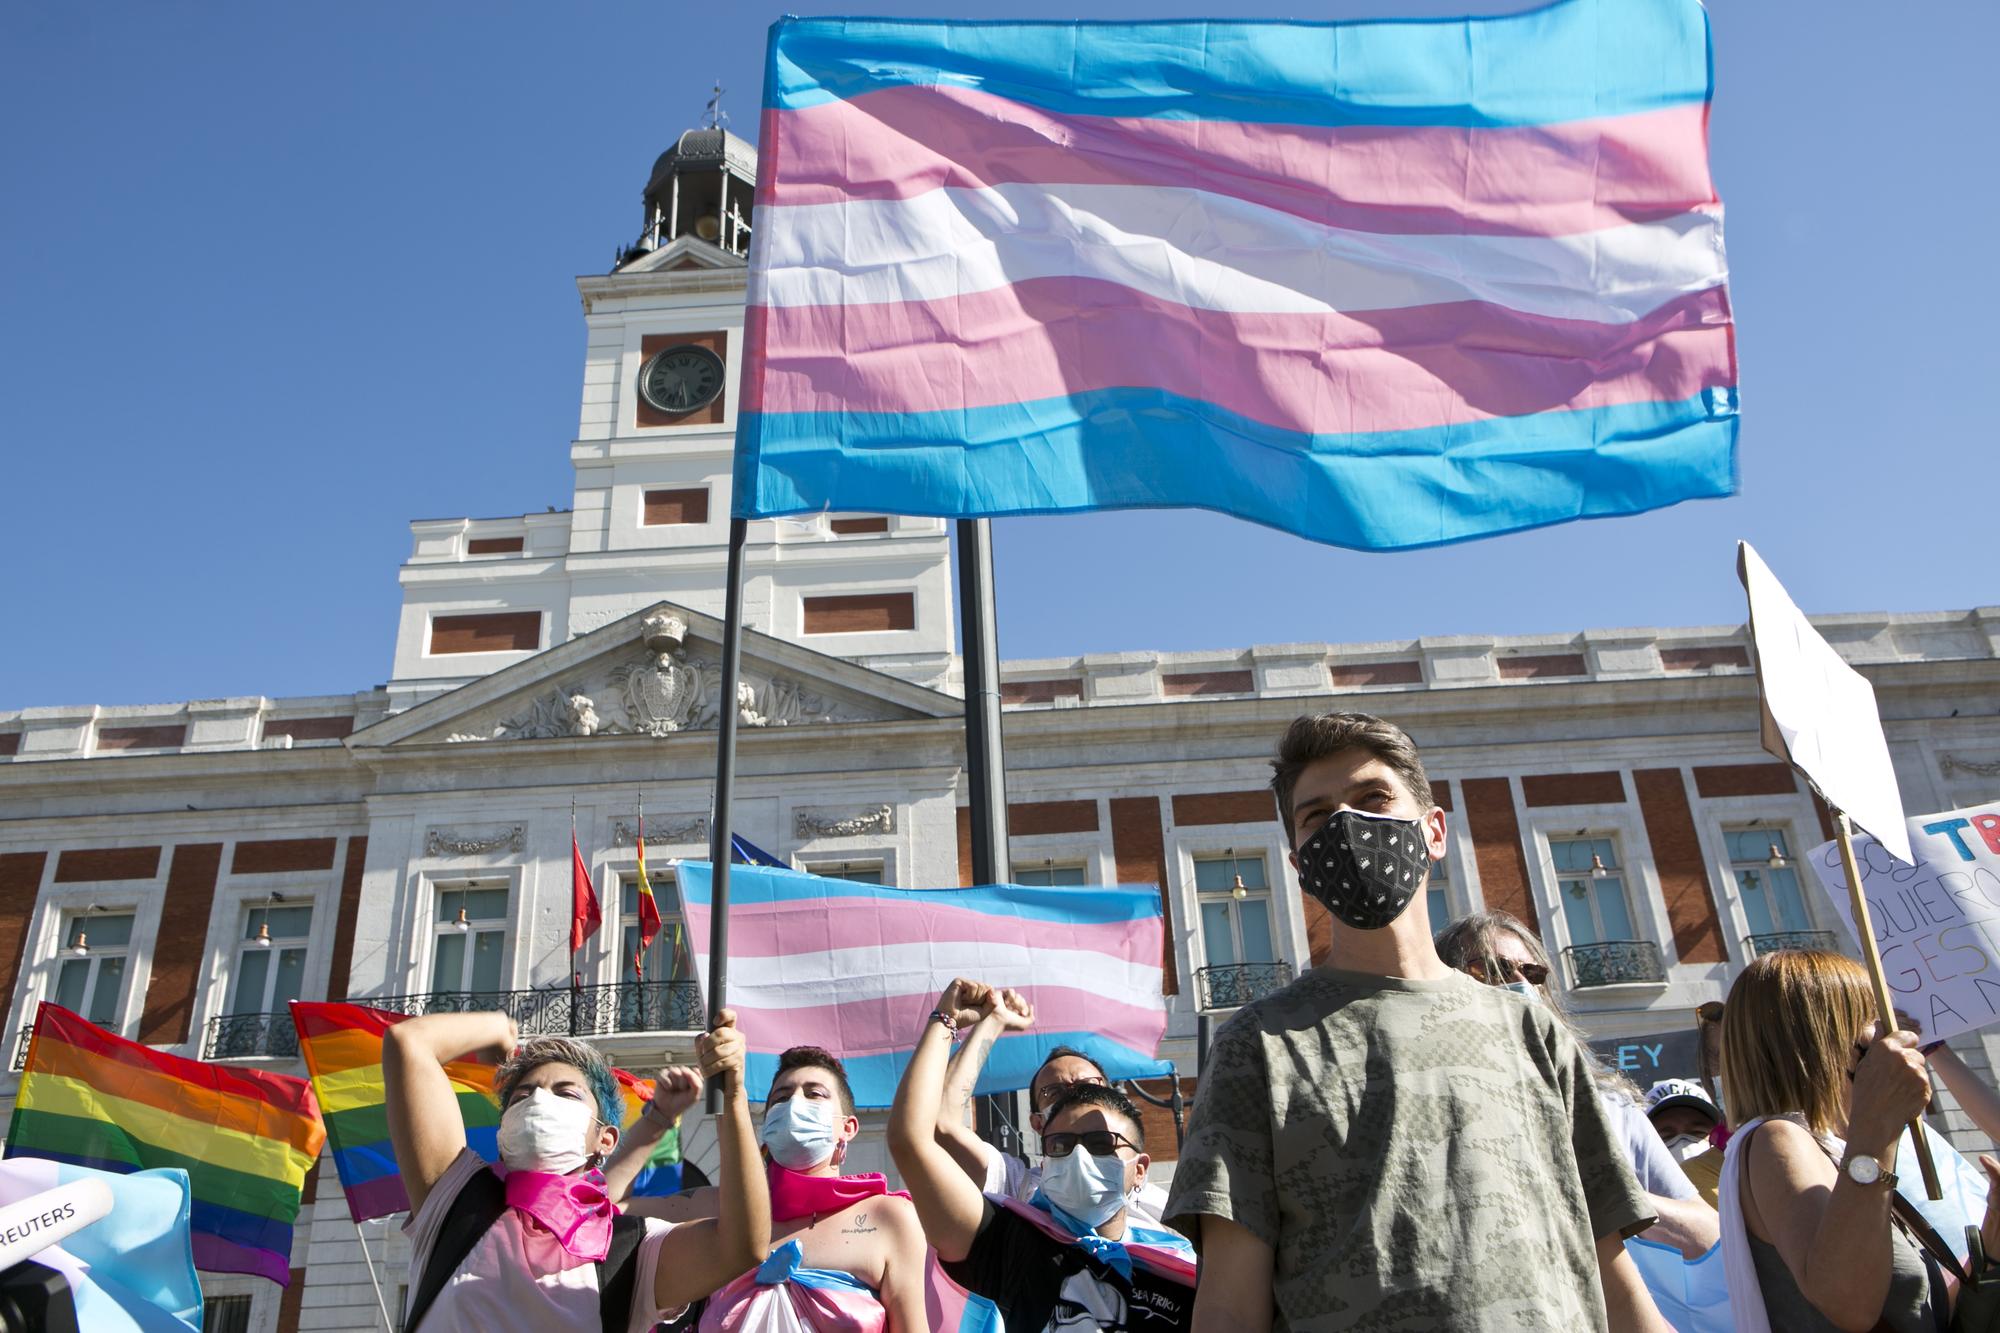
[2,1,1993,709]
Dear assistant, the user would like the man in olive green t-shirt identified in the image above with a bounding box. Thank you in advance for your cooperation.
[1163,712,1674,1333]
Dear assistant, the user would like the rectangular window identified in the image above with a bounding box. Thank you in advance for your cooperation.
[621,877,694,984]
[466,536,524,555]
[829,516,890,535]
[1425,852,1455,938]
[428,612,541,655]
[1726,828,1814,939]
[1550,837,1636,946]
[54,911,135,1028]
[643,487,711,526]
[1162,671,1255,697]
[97,724,187,751]
[1194,854,1274,969]
[431,886,509,997]
[227,904,313,1015]
[801,594,914,634]
[812,863,884,885]
[202,1294,254,1333]
[1012,863,1088,887]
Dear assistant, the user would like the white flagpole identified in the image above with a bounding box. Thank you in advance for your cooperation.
[352,1216,396,1330]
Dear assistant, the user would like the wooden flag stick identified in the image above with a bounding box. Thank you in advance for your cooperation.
[1835,810,1942,1201]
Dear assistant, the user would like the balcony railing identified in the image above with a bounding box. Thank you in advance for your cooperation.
[1745,930,1838,957]
[1194,962,1295,1012]
[1562,940,1667,988]
[204,1011,300,1060]
[363,981,705,1037]
[11,1025,31,1072]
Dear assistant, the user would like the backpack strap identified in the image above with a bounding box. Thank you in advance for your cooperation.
[594,1213,648,1333]
[406,1167,509,1333]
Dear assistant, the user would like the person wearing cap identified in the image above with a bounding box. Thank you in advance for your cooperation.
[1645,1079,1723,1208]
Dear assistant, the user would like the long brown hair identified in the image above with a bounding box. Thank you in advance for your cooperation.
[1719,950,1876,1136]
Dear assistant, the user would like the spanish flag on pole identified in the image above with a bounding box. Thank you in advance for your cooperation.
[633,805,661,978]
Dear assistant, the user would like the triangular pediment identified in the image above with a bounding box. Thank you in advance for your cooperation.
[350,601,959,749]
[616,234,745,274]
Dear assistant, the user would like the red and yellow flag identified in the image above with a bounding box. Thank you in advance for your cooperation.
[633,813,661,977]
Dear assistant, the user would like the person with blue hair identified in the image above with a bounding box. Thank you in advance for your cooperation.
[384,1011,769,1333]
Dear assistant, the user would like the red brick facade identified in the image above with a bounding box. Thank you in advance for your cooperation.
[138,843,222,1045]
[1634,768,1727,964]
[54,846,160,882]
[1110,797,1176,994]
[1521,771,1628,807]
[0,852,48,1011]
[1692,763,1798,799]
[1462,778,1538,929]
[326,836,369,1004]
[1171,790,1275,827]
[232,838,338,876]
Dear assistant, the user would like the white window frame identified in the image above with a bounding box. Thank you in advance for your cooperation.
[224,898,316,1017]
[427,879,512,997]
[1522,795,1675,989]
[1009,859,1092,887]
[619,865,694,985]
[50,907,139,1031]
[794,858,888,884]
[1191,849,1282,969]
[1688,787,1838,967]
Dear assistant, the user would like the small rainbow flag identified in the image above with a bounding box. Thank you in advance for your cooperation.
[5,1002,324,1285]
[291,1001,501,1222]
[293,1002,671,1221]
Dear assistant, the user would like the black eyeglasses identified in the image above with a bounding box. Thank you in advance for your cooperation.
[1042,1129,1139,1159]
[1468,956,1549,986]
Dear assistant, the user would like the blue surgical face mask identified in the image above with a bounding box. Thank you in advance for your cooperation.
[1501,979,1543,1006]
[762,1095,840,1171]
[1040,1147,1128,1229]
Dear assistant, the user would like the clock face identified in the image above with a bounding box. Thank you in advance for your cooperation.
[639,344,725,415]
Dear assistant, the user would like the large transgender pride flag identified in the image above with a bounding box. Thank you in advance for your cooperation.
[676,862,1172,1107]
[734,0,1737,550]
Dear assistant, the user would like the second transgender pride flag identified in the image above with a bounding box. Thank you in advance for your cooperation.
[677,863,1171,1107]
[735,0,1737,550]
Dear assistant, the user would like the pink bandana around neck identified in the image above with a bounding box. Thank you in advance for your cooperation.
[765,1160,907,1223]
[500,1167,620,1262]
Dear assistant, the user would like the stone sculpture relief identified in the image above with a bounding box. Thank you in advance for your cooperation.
[794,805,896,839]
[441,611,891,742]
[425,824,527,856]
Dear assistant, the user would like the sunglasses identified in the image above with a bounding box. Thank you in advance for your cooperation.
[1468,956,1549,986]
[1042,1129,1139,1159]
[1033,1075,1107,1110]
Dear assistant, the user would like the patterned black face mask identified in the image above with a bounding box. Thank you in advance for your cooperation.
[1295,809,1433,930]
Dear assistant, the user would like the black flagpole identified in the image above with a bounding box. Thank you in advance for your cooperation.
[705,516,749,1112]
[957,517,1017,1153]
[957,518,1010,882]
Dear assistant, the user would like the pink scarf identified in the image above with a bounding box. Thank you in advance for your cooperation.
[765,1161,907,1223]
[500,1167,619,1262]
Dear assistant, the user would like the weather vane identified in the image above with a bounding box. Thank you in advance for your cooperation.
[704,80,727,130]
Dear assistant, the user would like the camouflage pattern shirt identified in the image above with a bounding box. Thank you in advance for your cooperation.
[1163,967,1653,1331]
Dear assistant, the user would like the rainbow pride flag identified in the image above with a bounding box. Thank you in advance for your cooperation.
[291,1001,501,1222]
[4,1003,324,1285]
[293,1002,673,1220]
[735,0,1736,550]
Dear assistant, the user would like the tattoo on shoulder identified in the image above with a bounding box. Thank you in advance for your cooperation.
[842,1211,879,1236]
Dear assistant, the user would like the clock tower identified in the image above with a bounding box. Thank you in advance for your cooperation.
[384,119,957,701]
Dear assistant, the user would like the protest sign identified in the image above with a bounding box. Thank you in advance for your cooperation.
[1806,800,2000,1043]
[1589,1030,1701,1085]
[1739,542,1913,864]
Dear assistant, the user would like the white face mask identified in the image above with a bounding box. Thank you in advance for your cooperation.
[762,1095,841,1171]
[1661,1132,1710,1163]
[1040,1148,1129,1230]
[497,1087,600,1175]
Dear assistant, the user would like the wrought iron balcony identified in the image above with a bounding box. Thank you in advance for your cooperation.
[362,981,705,1038]
[11,1025,31,1071]
[1562,940,1667,988]
[203,1011,300,1060]
[1194,962,1295,1012]
[1745,930,1838,957]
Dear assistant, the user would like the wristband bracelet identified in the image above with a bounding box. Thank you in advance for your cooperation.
[929,1010,959,1040]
